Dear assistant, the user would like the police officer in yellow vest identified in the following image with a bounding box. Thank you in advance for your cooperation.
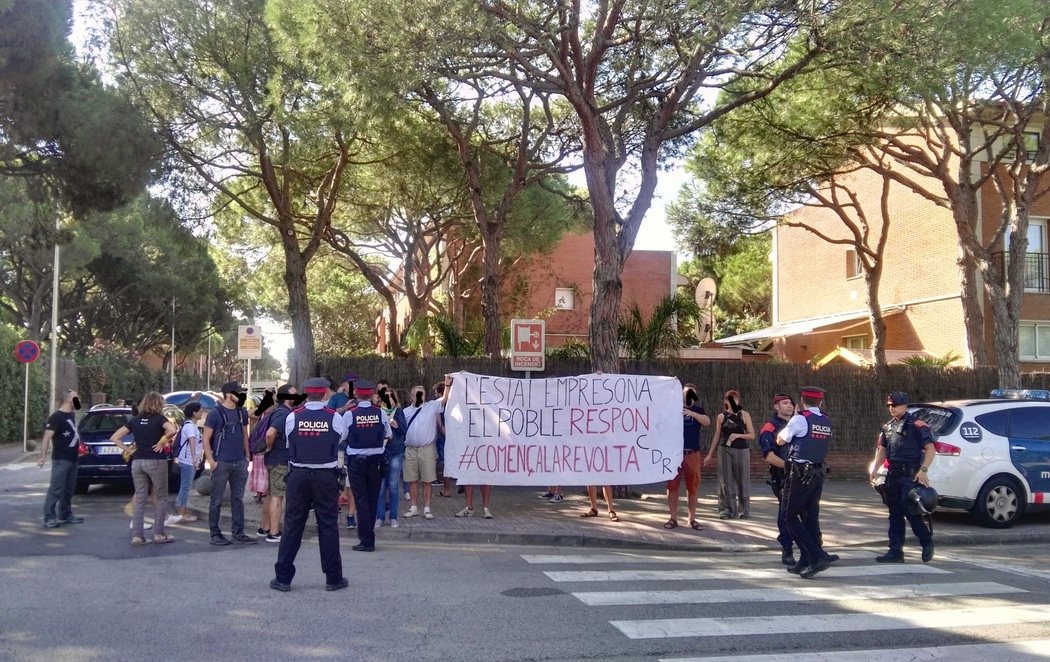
[271,377,349,592]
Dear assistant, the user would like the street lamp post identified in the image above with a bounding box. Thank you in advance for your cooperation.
[169,296,175,392]
[48,214,60,410]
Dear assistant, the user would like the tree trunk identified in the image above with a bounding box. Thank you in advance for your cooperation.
[589,191,624,374]
[956,248,987,367]
[280,237,315,385]
[480,227,504,357]
[863,263,887,376]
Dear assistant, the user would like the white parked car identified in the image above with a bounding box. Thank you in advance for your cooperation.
[911,389,1050,528]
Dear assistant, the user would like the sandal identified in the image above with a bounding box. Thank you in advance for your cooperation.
[130,536,152,546]
[690,520,704,531]
[438,491,452,498]
[153,533,176,544]
[580,508,599,518]
[663,519,678,529]
[609,512,620,522]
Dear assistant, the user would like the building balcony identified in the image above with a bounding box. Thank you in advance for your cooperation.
[992,251,1050,293]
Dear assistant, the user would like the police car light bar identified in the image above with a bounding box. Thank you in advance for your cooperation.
[989,388,1050,401]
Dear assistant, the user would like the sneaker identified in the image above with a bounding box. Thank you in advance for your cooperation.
[423,507,434,519]
[326,577,350,591]
[257,527,268,536]
[265,533,282,543]
[483,508,493,519]
[403,506,419,518]
[210,534,231,546]
[232,533,258,545]
[129,521,153,530]
[455,507,475,518]
[404,491,411,500]
[269,579,291,592]
[346,516,356,529]
[539,491,554,499]
[164,515,183,527]
[58,516,85,524]
[43,519,59,529]
[431,479,443,485]
[548,493,563,503]
[375,519,383,528]
[390,519,399,528]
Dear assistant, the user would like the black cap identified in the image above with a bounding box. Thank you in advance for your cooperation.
[220,380,244,394]
[887,390,910,406]
[303,377,330,394]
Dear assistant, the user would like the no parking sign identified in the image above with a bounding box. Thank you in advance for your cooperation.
[14,339,40,364]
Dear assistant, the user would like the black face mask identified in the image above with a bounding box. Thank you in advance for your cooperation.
[415,392,424,406]
[72,397,82,411]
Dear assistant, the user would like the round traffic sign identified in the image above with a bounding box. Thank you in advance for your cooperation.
[14,340,40,364]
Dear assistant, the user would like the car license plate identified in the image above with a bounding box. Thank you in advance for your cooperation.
[97,446,123,455]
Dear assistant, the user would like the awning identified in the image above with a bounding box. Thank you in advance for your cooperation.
[716,308,903,345]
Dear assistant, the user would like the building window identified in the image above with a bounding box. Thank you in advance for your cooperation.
[846,249,862,279]
[554,287,575,310]
[1020,322,1050,360]
[1024,131,1041,162]
[843,335,869,350]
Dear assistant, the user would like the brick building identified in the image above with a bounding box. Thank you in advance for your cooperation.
[717,159,1050,370]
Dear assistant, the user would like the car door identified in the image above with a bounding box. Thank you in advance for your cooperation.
[1006,406,1050,502]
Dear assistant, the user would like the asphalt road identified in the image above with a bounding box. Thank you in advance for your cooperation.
[3,461,1050,661]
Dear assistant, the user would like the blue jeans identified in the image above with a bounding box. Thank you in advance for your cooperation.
[209,459,248,537]
[43,458,78,522]
[376,452,404,521]
[175,462,195,508]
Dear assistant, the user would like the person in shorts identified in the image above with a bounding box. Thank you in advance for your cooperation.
[666,383,710,530]
[261,384,303,543]
[401,377,451,520]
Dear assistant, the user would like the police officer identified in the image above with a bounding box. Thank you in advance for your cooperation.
[776,386,837,579]
[871,390,935,563]
[758,393,812,566]
[344,379,391,552]
[271,377,349,592]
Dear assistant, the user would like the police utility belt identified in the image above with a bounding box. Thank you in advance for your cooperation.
[887,461,919,478]
[788,460,826,485]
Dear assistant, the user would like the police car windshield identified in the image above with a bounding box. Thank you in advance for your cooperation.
[907,406,958,436]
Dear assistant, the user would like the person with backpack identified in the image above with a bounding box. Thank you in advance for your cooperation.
[258,384,303,543]
[249,389,276,507]
[202,381,256,546]
[168,402,204,525]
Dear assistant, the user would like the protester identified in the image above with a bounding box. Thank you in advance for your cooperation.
[169,402,203,525]
[111,392,178,545]
[666,383,710,530]
[580,485,618,521]
[455,485,494,519]
[706,389,755,519]
[38,390,84,529]
[375,382,407,528]
[260,384,302,543]
[401,377,451,520]
[202,381,256,546]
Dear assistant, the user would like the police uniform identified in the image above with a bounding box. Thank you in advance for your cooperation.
[776,386,835,579]
[875,391,934,563]
[271,377,349,592]
[343,380,391,552]
[758,395,816,565]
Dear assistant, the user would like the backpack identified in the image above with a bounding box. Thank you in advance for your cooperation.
[171,423,187,458]
[249,408,275,455]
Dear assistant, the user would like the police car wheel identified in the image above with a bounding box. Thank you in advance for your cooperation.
[972,476,1024,529]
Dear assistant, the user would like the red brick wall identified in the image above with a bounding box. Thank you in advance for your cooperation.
[506,231,674,346]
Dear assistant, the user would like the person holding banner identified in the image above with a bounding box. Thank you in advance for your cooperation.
[402,376,452,519]
[666,383,710,530]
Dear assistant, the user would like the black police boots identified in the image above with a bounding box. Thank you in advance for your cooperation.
[921,540,934,563]
[781,548,796,566]
[875,550,905,563]
[800,557,832,579]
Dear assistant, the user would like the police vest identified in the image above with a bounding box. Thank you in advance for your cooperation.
[288,406,341,464]
[789,410,832,464]
[760,417,789,461]
[346,406,385,451]
[883,413,925,465]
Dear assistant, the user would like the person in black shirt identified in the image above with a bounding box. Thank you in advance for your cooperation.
[38,390,84,529]
[111,391,178,545]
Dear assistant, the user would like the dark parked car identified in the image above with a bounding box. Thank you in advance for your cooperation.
[164,391,224,416]
[75,404,186,493]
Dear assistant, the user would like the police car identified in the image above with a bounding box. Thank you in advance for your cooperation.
[910,389,1050,528]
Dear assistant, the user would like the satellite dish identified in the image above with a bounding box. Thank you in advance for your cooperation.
[695,278,717,308]
[694,278,717,344]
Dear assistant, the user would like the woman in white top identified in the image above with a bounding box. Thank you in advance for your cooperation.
[170,403,204,524]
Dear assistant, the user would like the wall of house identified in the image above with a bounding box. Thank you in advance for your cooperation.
[505,231,674,347]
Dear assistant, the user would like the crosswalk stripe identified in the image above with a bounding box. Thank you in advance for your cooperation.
[544,564,950,583]
[659,638,1050,661]
[573,581,1023,606]
[522,551,869,565]
[611,604,1050,639]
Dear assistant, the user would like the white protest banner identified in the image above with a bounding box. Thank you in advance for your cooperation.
[444,372,683,486]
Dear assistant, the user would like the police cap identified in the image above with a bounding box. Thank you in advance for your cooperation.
[302,377,330,394]
[887,390,910,406]
[355,379,376,397]
[800,386,825,400]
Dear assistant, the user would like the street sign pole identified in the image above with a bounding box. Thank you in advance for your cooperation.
[15,339,41,453]
[23,363,29,453]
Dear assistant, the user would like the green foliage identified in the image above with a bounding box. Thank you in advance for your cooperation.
[618,293,701,360]
[677,233,772,336]
[546,339,589,360]
[900,352,963,368]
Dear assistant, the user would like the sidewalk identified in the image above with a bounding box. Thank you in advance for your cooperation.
[188,473,1050,552]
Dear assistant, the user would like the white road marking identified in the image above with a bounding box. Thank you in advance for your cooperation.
[611,604,1050,639]
[573,581,1023,605]
[544,564,950,582]
[522,551,868,565]
[660,638,1050,661]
